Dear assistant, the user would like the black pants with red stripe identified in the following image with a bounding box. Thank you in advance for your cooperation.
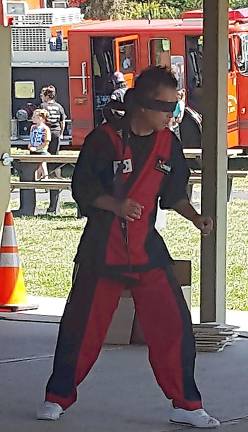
[46,264,202,411]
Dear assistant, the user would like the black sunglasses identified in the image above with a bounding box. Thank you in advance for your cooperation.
[137,97,177,113]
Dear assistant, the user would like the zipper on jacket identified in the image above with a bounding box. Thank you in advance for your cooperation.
[121,219,132,271]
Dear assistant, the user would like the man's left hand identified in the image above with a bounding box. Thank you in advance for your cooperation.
[192,215,213,237]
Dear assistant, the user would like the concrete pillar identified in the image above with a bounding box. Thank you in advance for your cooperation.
[200,0,229,323]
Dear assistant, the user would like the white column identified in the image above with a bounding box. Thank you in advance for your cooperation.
[200,0,229,323]
[0,26,11,236]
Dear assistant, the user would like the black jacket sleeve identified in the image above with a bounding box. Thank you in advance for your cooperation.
[72,129,115,216]
[159,136,190,210]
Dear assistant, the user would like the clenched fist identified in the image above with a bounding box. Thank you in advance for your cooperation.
[115,198,144,222]
[192,215,213,237]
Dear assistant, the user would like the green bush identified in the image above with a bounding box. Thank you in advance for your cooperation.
[82,0,248,20]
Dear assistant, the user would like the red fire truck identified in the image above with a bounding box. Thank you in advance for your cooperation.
[68,8,248,150]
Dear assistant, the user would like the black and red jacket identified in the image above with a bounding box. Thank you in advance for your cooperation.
[72,123,190,278]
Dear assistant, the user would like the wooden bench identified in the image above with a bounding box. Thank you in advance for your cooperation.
[188,170,248,201]
[12,154,79,164]
[11,151,247,215]
[189,170,247,185]
[10,170,247,191]
[183,148,243,159]
[10,180,71,191]
[105,260,191,345]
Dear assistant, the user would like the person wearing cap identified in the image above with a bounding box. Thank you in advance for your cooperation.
[111,71,128,103]
[37,66,220,429]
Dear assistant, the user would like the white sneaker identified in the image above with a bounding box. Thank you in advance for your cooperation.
[170,408,220,428]
[36,401,64,421]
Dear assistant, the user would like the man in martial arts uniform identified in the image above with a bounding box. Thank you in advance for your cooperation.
[37,66,220,428]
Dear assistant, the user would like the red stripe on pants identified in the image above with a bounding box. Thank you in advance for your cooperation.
[46,266,202,411]
[131,268,202,410]
[75,277,124,387]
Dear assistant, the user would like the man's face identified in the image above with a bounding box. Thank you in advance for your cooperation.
[140,85,177,131]
[40,92,46,103]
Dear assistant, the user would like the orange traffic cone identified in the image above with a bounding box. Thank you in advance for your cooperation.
[0,211,38,312]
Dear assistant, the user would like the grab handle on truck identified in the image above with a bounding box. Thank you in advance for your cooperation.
[81,62,90,95]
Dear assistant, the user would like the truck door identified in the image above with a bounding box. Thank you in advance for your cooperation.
[233,33,248,149]
[0,27,11,233]
[69,31,94,147]
[227,37,239,149]
[113,35,139,88]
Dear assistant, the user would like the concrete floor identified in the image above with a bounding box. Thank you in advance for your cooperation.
[6,171,248,432]
[2,295,247,332]
[5,183,248,431]
[0,318,248,432]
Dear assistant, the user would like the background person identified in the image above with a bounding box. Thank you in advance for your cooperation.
[170,89,186,139]
[40,85,66,214]
[40,85,66,154]
[111,71,128,103]
[28,109,51,180]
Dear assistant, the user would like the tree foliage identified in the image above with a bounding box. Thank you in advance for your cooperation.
[230,0,248,7]
[82,0,248,20]
[82,0,123,19]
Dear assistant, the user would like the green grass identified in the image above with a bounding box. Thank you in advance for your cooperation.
[13,202,83,298]
[163,199,248,310]
[232,176,248,191]
[11,182,248,310]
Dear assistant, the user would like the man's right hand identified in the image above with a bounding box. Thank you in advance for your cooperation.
[93,195,144,221]
[114,198,144,222]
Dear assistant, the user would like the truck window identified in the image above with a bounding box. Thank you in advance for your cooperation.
[235,34,248,75]
[118,40,136,74]
[15,81,35,99]
[171,55,185,89]
[149,38,171,68]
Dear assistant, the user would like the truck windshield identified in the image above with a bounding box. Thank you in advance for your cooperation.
[236,34,248,75]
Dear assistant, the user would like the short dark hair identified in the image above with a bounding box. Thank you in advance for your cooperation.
[104,66,178,126]
[41,85,56,100]
[124,66,177,111]
[134,66,177,99]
